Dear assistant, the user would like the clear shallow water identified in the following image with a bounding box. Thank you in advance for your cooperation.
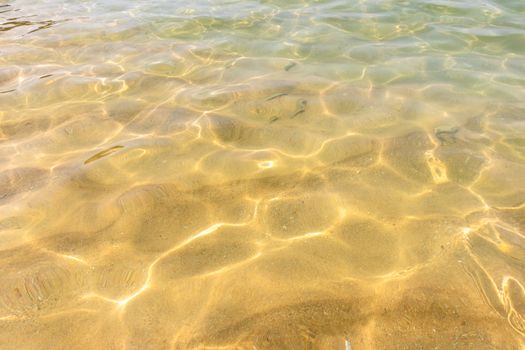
[1,0,525,348]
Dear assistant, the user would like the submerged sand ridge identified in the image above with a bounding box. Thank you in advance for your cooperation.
[1,82,524,348]
[1,0,525,348]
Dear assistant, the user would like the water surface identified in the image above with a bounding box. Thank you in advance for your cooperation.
[1,0,525,348]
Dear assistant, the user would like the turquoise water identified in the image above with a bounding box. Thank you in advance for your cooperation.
[1,0,525,349]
